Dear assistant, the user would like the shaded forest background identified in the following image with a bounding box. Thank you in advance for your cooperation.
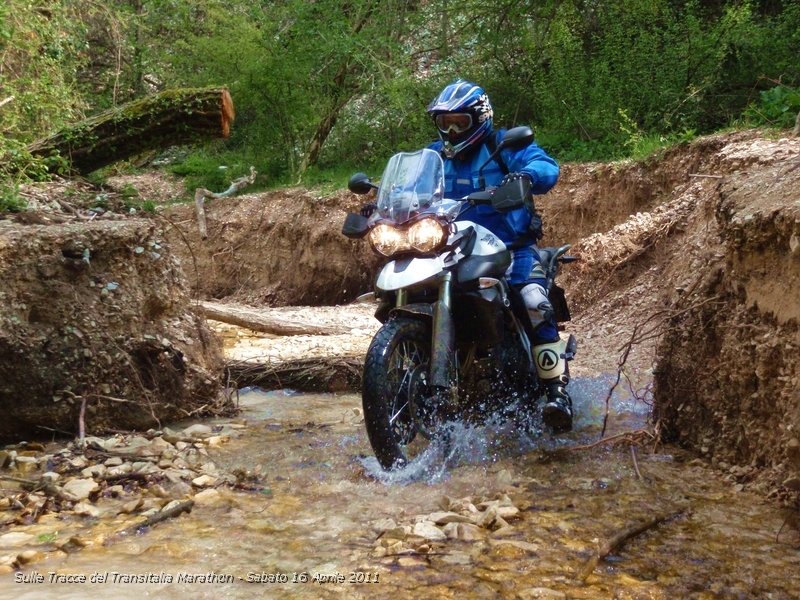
[1,0,798,195]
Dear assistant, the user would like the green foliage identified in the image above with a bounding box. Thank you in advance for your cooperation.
[0,182,26,213]
[742,85,800,128]
[1,0,798,193]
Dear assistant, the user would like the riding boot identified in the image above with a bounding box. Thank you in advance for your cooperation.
[533,339,574,433]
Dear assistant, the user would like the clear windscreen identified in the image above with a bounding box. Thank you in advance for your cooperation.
[376,149,445,224]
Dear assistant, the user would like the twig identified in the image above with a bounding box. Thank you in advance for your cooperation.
[0,96,14,109]
[577,508,686,583]
[195,166,257,239]
[113,499,195,539]
[630,446,643,480]
[78,395,87,449]
[688,173,723,179]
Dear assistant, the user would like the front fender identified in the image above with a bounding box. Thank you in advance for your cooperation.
[389,303,434,321]
[376,257,444,291]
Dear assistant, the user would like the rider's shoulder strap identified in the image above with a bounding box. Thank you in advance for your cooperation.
[486,130,509,176]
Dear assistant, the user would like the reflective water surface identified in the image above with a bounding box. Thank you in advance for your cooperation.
[1,377,798,599]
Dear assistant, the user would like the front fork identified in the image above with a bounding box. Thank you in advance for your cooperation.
[429,273,456,393]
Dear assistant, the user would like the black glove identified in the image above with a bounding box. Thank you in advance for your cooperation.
[500,172,532,187]
[360,203,377,218]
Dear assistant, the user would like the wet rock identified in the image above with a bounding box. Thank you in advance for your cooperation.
[477,505,498,528]
[191,474,217,488]
[383,527,408,541]
[73,501,101,518]
[15,550,44,566]
[0,532,35,547]
[193,488,222,506]
[489,539,540,553]
[396,556,426,568]
[62,478,99,501]
[149,484,170,498]
[455,523,485,541]
[105,463,132,477]
[440,551,472,565]
[104,457,123,467]
[412,521,446,541]
[81,464,106,478]
[119,498,144,514]
[182,424,213,439]
[518,587,566,599]
[370,518,397,532]
[427,511,474,525]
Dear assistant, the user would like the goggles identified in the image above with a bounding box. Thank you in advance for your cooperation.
[434,112,473,134]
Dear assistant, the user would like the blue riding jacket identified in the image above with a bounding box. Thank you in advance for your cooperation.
[428,129,560,285]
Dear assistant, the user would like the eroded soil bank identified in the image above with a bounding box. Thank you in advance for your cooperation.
[0,217,228,440]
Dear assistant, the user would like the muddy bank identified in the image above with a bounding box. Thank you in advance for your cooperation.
[653,150,800,502]
[0,218,228,440]
[163,189,380,306]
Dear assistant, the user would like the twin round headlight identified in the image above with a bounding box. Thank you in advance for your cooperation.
[368,218,447,256]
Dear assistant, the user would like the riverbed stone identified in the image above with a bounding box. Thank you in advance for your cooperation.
[62,478,99,501]
[412,521,446,541]
[0,532,35,547]
[182,424,213,438]
[518,587,566,599]
[73,501,101,517]
[191,474,217,488]
[193,488,222,506]
[427,511,474,525]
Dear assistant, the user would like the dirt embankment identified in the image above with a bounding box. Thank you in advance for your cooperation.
[540,132,800,499]
[0,218,228,441]
[3,129,797,499]
[163,189,380,306]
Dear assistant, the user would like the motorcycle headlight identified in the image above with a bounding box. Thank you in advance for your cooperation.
[369,224,407,256]
[408,218,446,252]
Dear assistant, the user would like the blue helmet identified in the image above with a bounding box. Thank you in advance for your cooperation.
[427,80,493,158]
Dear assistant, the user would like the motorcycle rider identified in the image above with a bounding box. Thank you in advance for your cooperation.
[360,80,572,432]
[426,79,572,433]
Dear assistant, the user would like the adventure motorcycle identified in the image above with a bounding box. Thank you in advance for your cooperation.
[342,127,577,471]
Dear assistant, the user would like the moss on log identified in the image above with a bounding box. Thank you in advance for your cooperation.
[27,87,235,175]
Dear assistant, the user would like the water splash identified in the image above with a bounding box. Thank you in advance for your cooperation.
[359,373,652,485]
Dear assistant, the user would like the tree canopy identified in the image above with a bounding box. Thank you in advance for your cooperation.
[1,0,798,186]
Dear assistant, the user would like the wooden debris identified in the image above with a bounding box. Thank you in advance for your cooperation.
[226,356,362,392]
[114,500,195,539]
[199,301,346,336]
[577,508,687,583]
[26,87,234,175]
[194,166,257,238]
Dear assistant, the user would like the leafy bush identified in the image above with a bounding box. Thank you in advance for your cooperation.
[742,85,800,129]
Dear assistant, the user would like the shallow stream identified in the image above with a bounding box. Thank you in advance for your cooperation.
[1,378,798,599]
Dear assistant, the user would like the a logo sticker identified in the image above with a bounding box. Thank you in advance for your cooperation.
[536,349,559,371]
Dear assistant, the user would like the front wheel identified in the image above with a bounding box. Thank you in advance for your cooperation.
[362,317,438,470]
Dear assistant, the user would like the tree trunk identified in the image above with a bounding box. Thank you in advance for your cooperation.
[198,301,346,336]
[27,87,235,175]
[793,110,800,137]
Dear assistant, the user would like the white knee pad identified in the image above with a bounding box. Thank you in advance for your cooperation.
[521,283,552,327]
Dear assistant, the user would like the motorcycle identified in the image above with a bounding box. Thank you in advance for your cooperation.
[342,127,577,470]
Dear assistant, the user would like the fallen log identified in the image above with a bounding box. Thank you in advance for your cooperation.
[226,357,363,392]
[199,301,346,336]
[27,87,234,175]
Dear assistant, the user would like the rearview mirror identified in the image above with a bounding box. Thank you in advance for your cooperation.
[341,212,370,238]
[348,172,377,195]
[499,126,534,151]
